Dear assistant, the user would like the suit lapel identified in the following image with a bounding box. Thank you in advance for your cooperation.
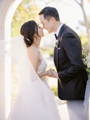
[54,24,66,70]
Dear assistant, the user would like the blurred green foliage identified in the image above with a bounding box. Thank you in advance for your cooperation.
[11,0,40,37]
[80,36,89,66]
[41,48,54,56]
[80,35,88,46]
[51,86,58,96]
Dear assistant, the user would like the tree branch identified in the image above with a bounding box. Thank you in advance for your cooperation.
[74,0,82,6]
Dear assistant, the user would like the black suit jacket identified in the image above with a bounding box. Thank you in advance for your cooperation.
[54,24,88,100]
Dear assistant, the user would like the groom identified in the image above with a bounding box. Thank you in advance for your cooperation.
[39,7,88,100]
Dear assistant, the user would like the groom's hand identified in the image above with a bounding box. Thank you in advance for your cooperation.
[46,69,58,78]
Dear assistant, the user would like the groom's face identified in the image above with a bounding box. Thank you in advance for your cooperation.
[39,15,55,33]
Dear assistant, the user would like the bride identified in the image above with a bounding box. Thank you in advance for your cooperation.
[8,20,60,120]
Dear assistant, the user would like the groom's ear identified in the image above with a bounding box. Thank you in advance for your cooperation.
[49,17,56,23]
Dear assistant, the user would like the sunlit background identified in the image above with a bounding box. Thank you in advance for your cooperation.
[0,0,90,119]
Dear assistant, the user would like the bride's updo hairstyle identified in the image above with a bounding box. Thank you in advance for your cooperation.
[20,20,38,47]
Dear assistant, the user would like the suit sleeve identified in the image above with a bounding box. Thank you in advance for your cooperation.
[58,33,83,80]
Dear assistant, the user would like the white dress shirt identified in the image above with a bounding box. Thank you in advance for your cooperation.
[55,23,63,37]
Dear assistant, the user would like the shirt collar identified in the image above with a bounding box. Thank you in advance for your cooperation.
[55,23,63,37]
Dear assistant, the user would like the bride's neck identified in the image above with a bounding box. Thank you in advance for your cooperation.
[32,44,39,49]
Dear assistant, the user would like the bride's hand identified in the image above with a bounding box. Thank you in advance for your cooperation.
[46,69,58,78]
[38,71,48,78]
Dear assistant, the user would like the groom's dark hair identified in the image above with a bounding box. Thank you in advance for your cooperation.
[39,7,60,21]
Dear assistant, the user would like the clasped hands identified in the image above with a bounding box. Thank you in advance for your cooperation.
[38,69,58,78]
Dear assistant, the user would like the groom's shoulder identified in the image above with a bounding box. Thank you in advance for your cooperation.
[63,24,79,38]
[64,24,75,34]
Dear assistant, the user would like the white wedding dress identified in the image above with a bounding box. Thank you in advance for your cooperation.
[8,37,90,120]
[8,38,60,120]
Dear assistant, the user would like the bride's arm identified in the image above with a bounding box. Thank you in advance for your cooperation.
[38,71,48,78]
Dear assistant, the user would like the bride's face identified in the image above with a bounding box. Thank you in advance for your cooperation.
[33,26,44,47]
[38,26,44,37]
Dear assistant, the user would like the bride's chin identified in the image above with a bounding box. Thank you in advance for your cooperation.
[41,32,44,37]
